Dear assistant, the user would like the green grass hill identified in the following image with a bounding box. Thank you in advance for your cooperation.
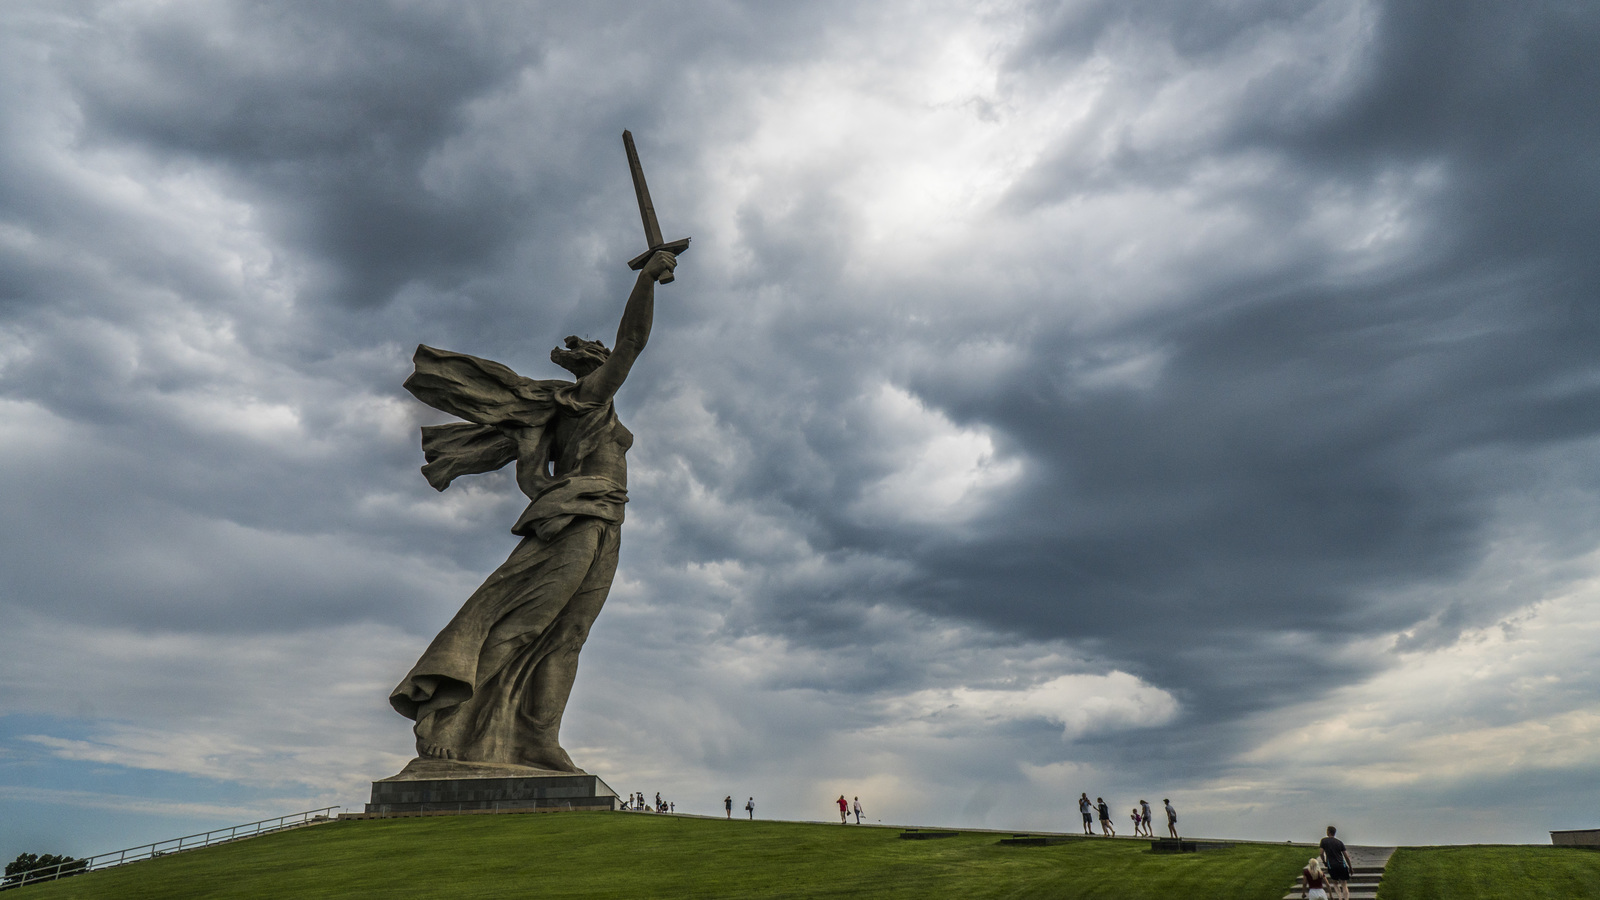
[13,812,1600,899]
[1378,845,1600,900]
[14,813,1303,899]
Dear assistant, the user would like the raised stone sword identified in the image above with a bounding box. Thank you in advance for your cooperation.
[623,130,690,283]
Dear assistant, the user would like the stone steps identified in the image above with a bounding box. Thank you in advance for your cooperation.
[1280,874,1381,900]
[1282,846,1395,900]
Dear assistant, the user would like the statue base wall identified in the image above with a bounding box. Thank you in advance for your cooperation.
[366,758,620,813]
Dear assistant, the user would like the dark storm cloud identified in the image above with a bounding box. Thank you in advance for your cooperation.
[526,0,1600,783]
[0,0,842,631]
[51,0,857,321]
[856,1,1600,688]
[59,3,555,312]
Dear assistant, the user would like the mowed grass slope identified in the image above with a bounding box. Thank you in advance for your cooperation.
[19,812,1309,900]
[1378,845,1600,900]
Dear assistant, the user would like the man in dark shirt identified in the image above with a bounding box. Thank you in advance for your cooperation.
[1319,826,1353,900]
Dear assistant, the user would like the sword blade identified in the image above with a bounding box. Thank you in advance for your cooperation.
[622,131,665,249]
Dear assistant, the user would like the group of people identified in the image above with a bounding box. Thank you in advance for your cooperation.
[722,794,866,823]
[626,792,672,813]
[835,795,865,824]
[1298,826,1354,900]
[1077,794,1178,838]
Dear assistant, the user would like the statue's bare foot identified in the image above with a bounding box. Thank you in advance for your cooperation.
[414,711,467,761]
[519,742,582,773]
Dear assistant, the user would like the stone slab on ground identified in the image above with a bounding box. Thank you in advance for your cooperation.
[366,757,620,813]
[1150,839,1235,853]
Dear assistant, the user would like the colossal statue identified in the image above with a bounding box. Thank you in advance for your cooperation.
[387,249,675,772]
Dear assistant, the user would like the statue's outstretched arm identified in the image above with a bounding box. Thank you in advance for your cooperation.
[578,251,675,404]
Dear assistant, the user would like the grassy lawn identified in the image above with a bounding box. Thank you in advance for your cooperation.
[17,813,1310,899]
[1379,845,1600,900]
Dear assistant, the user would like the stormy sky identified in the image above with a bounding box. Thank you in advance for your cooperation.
[3,0,1599,858]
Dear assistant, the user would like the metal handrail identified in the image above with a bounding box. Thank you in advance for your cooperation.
[3,806,339,890]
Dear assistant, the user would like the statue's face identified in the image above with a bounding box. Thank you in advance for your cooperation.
[552,336,609,377]
[550,347,605,377]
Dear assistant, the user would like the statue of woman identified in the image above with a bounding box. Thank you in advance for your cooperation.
[388,250,677,772]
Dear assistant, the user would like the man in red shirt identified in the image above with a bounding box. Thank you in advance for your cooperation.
[837,795,849,823]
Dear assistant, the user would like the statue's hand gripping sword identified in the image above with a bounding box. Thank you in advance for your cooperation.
[623,130,690,284]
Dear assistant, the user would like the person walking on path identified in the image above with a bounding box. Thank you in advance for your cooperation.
[1078,794,1093,835]
[1096,797,1116,836]
[745,797,754,819]
[1300,857,1330,900]
[837,795,849,823]
[1140,799,1153,836]
[852,797,863,824]
[724,795,732,819]
[1164,799,1178,838]
[1319,826,1353,900]
[1130,806,1143,836]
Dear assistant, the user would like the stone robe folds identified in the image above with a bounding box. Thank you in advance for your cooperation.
[389,345,629,768]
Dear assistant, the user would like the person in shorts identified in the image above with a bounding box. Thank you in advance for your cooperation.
[1079,793,1093,834]
[837,794,849,823]
[1319,826,1353,900]
[1300,857,1329,900]
[1164,799,1178,838]
[1096,797,1116,836]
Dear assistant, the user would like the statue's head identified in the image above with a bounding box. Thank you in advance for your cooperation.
[551,335,611,377]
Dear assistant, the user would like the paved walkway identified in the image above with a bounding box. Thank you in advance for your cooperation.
[1282,845,1395,900]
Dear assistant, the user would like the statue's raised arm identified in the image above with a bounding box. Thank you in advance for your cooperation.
[574,250,676,405]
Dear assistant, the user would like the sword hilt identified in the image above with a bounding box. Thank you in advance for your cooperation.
[629,238,691,284]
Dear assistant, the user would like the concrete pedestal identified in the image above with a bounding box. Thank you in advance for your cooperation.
[366,758,619,813]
